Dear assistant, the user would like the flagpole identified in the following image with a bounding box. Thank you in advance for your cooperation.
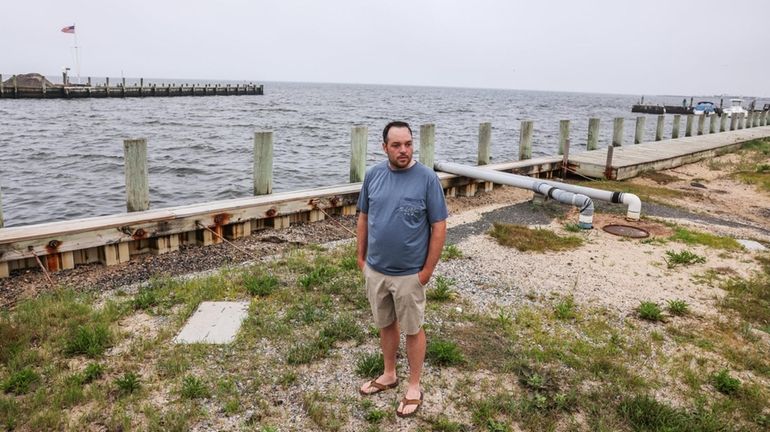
[73,23,81,84]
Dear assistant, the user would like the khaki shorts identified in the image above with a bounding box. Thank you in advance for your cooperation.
[364,264,426,335]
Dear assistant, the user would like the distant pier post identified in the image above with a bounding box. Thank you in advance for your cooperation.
[253,131,273,195]
[478,122,491,165]
[672,114,681,138]
[519,120,533,160]
[685,114,694,137]
[558,120,570,155]
[763,111,768,127]
[123,139,149,212]
[655,115,664,141]
[710,114,718,134]
[0,74,3,98]
[730,114,737,131]
[0,184,4,228]
[720,113,728,132]
[587,118,600,150]
[738,113,744,130]
[420,123,436,169]
[612,118,624,147]
[349,126,367,182]
[13,75,18,98]
[697,114,705,135]
[634,117,645,144]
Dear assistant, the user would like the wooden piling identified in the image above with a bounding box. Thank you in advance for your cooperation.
[558,120,570,155]
[672,114,681,138]
[697,114,705,135]
[561,139,570,180]
[478,122,491,165]
[710,114,718,134]
[720,113,728,132]
[587,118,600,150]
[604,145,614,179]
[634,116,645,144]
[13,75,18,98]
[350,126,367,182]
[420,123,436,169]
[655,115,665,141]
[612,118,623,147]
[123,139,149,212]
[253,131,273,195]
[685,114,694,137]
[730,114,737,131]
[738,113,744,130]
[41,79,46,98]
[519,120,533,160]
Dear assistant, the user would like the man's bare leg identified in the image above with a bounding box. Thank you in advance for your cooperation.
[398,328,425,415]
[360,320,399,394]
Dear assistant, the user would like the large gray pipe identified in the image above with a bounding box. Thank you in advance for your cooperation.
[435,161,641,221]
[435,161,594,228]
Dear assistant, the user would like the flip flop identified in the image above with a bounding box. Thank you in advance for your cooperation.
[359,378,399,396]
[396,391,423,418]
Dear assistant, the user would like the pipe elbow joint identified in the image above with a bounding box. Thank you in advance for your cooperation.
[622,193,642,221]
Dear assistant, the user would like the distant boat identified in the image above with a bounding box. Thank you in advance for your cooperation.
[692,101,717,116]
[722,99,748,117]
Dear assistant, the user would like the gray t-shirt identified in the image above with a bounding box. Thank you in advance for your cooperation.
[357,161,448,276]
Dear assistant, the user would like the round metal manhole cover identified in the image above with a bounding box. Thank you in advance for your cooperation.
[602,224,650,238]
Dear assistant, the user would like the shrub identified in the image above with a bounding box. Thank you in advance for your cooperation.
[638,301,663,321]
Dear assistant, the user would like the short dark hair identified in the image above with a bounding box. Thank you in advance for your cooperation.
[382,121,412,144]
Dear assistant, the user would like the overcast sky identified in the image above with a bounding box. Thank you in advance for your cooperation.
[3,0,768,96]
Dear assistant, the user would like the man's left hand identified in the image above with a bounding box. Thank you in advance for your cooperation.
[417,270,431,287]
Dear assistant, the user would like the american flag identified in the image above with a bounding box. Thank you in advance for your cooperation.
[61,25,75,34]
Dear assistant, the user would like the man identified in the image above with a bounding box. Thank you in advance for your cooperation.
[356,121,448,418]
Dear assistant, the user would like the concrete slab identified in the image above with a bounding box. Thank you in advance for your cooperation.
[174,301,250,344]
[737,239,767,252]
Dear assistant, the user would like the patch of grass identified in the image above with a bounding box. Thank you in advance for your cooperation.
[302,391,347,431]
[638,301,663,321]
[286,338,332,365]
[640,170,682,184]
[666,299,690,316]
[441,244,463,260]
[430,416,466,431]
[114,371,141,395]
[82,362,105,383]
[320,315,364,343]
[736,171,770,192]
[563,222,582,232]
[363,407,387,424]
[664,250,706,268]
[2,368,39,395]
[64,323,112,358]
[355,353,384,378]
[711,369,741,395]
[297,263,338,290]
[427,275,456,302]
[180,375,210,399]
[489,223,583,252]
[721,255,770,327]
[576,179,692,203]
[427,339,464,366]
[244,273,280,297]
[618,394,729,432]
[669,227,741,250]
[554,296,577,320]
[0,396,19,430]
[277,371,297,386]
[132,288,158,310]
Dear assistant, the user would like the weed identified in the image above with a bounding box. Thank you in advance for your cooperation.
[114,372,141,395]
[666,299,689,316]
[2,368,39,394]
[82,362,105,383]
[431,416,466,432]
[0,397,19,429]
[180,375,210,399]
[355,353,385,378]
[664,250,706,268]
[298,264,338,290]
[278,371,297,386]
[244,273,280,297]
[303,391,347,431]
[563,222,582,232]
[286,338,332,365]
[427,340,464,366]
[638,301,663,321]
[721,259,770,327]
[441,244,463,260]
[427,275,457,302]
[711,369,741,395]
[363,407,387,423]
[489,223,583,252]
[132,288,158,310]
[554,296,577,320]
[65,323,112,357]
[320,315,364,344]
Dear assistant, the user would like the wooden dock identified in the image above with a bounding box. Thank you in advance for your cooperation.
[0,73,263,99]
[1,116,768,279]
[568,126,770,180]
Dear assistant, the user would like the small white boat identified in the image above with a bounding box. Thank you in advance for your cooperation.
[722,99,748,117]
